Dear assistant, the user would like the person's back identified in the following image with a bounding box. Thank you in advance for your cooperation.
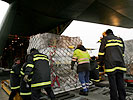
[98,30,126,73]
[20,55,31,100]
[90,56,99,83]
[30,51,51,88]
[73,49,90,72]
[90,56,98,71]
[104,35,125,67]
[98,29,126,100]
[24,48,55,100]
[71,45,90,96]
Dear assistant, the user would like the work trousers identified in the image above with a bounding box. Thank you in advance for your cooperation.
[31,87,55,100]
[21,95,31,100]
[90,69,99,82]
[78,71,90,92]
[9,89,19,100]
[107,72,126,100]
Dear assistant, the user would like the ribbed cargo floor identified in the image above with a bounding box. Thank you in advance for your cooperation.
[1,74,133,100]
[40,83,133,100]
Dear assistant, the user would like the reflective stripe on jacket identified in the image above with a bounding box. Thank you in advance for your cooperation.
[20,92,32,96]
[20,62,31,95]
[10,63,21,89]
[98,34,126,73]
[25,50,51,88]
[72,49,90,64]
[72,49,91,73]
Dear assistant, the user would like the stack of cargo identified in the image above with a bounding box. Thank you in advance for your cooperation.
[27,33,82,94]
[124,39,133,75]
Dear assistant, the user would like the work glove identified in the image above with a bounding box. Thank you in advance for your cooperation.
[24,75,29,82]
[71,61,75,70]
[98,61,104,67]
[71,66,74,70]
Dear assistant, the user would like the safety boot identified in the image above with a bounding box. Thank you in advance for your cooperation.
[80,89,89,93]
[79,90,88,96]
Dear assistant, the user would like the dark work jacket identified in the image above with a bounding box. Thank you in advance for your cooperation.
[90,60,98,71]
[90,60,99,82]
[20,62,31,96]
[25,50,51,89]
[10,63,21,90]
[98,34,126,73]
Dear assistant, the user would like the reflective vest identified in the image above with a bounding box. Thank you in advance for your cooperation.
[98,34,126,73]
[72,49,90,64]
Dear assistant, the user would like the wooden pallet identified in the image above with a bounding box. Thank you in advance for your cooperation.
[1,80,23,100]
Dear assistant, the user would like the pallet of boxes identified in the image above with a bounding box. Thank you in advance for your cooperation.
[27,33,82,94]
[124,40,133,85]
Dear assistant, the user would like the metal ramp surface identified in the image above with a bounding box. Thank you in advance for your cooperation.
[40,84,133,100]
[1,71,133,100]
[1,81,133,100]
[40,85,110,100]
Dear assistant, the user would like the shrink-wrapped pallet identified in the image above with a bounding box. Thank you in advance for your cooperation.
[27,33,82,94]
[124,39,133,75]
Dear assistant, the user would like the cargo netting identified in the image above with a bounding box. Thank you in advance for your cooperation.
[124,40,133,75]
[27,33,82,94]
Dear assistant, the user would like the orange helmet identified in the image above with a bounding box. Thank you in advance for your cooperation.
[102,32,106,37]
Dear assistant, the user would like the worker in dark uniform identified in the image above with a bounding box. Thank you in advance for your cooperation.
[20,54,31,100]
[97,32,106,75]
[97,32,106,43]
[98,29,126,100]
[9,58,22,100]
[90,56,99,83]
[71,44,90,96]
[24,48,55,100]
